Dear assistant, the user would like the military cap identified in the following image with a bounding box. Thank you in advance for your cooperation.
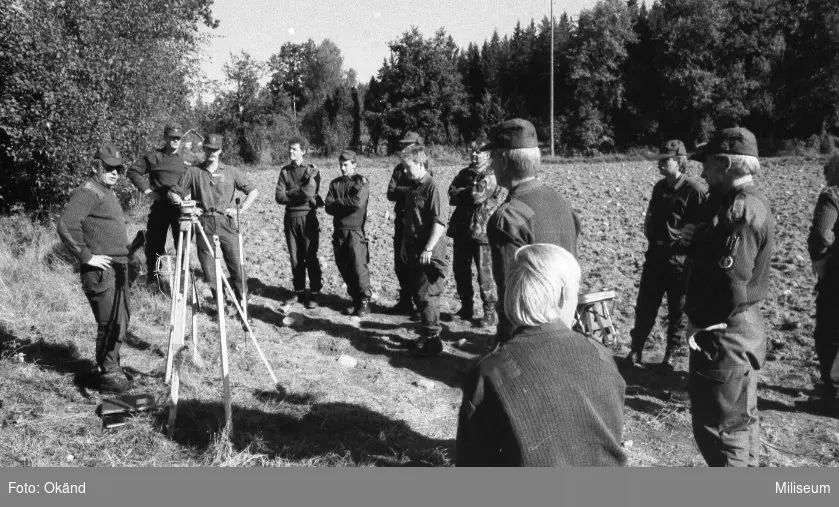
[203,133,223,151]
[690,127,758,161]
[398,131,423,146]
[470,133,490,151]
[164,124,184,137]
[338,149,356,162]
[656,139,687,159]
[95,142,123,168]
[481,118,539,151]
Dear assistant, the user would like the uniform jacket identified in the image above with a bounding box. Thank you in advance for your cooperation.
[170,161,255,214]
[325,173,369,230]
[447,163,485,238]
[57,178,129,264]
[275,161,321,217]
[387,162,433,217]
[402,173,449,257]
[685,180,774,331]
[456,322,626,467]
[644,175,706,262]
[808,184,839,273]
[126,147,198,197]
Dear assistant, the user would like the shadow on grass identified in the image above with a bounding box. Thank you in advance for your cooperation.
[159,388,453,466]
[0,322,97,395]
[618,354,691,416]
[247,278,294,303]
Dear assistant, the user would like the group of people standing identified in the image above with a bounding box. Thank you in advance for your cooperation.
[56,115,838,467]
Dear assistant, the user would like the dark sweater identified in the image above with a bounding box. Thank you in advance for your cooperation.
[275,161,321,217]
[57,179,129,264]
[456,322,626,466]
[324,173,369,230]
[645,175,706,259]
[126,147,197,196]
[808,185,839,270]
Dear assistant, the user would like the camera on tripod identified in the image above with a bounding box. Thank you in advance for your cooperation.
[179,199,198,218]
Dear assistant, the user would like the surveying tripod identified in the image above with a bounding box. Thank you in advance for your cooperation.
[163,201,277,437]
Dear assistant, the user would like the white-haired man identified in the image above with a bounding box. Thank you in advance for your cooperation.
[456,244,626,466]
[484,119,580,346]
[681,126,774,466]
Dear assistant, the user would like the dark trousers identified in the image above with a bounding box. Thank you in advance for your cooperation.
[81,263,130,374]
[688,309,763,467]
[145,200,181,276]
[195,214,244,301]
[815,275,839,399]
[284,212,322,293]
[408,253,447,337]
[452,239,497,309]
[393,218,411,302]
[333,229,372,303]
[630,254,687,353]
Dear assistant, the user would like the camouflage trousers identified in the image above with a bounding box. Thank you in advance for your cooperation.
[452,239,497,309]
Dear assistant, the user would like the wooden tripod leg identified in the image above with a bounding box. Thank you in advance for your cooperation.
[214,235,233,431]
[165,225,187,384]
[238,232,247,322]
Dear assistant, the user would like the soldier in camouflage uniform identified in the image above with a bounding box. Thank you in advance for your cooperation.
[807,154,839,418]
[681,127,775,466]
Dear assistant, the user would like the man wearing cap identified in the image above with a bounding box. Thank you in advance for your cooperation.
[57,143,134,393]
[275,137,323,309]
[626,140,706,369]
[127,123,199,284]
[399,144,449,356]
[447,136,502,328]
[386,131,424,315]
[168,134,259,306]
[324,150,372,317]
[485,118,580,346]
[806,154,839,418]
[680,126,774,466]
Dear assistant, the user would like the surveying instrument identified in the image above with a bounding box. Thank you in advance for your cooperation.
[163,199,277,437]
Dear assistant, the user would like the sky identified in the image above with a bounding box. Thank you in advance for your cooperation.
[199,0,596,89]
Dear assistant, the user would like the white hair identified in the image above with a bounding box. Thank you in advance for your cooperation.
[711,154,760,177]
[492,147,541,179]
[504,244,581,328]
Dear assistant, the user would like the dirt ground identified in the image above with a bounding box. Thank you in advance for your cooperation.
[1,154,837,467]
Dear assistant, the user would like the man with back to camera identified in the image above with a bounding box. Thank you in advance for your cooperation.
[324,149,373,317]
[626,140,706,370]
[58,143,134,393]
[126,123,199,285]
[485,118,580,348]
[275,137,323,309]
[680,126,774,466]
[807,154,839,418]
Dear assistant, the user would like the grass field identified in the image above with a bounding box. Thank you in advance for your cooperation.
[1,154,837,467]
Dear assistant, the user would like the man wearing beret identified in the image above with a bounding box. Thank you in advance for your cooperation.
[680,126,775,466]
[626,140,706,370]
[485,118,580,347]
[399,144,449,356]
[168,134,259,306]
[324,149,372,317]
[386,131,425,316]
[447,135,502,328]
[806,154,839,418]
[58,143,134,393]
[275,137,323,309]
[127,123,199,285]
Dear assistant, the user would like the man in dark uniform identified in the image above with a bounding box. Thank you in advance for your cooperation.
[447,136,499,327]
[57,143,133,393]
[807,154,839,418]
[485,119,580,346]
[386,131,424,314]
[127,123,198,283]
[626,140,706,369]
[324,149,372,317]
[400,144,449,356]
[275,137,323,309]
[167,134,259,305]
[681,126,774,466]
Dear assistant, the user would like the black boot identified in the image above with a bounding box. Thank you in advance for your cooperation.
[353,298,371,317]
[479,304,497,328]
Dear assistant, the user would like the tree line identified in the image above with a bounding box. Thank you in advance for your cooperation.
[2,0,839,212]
